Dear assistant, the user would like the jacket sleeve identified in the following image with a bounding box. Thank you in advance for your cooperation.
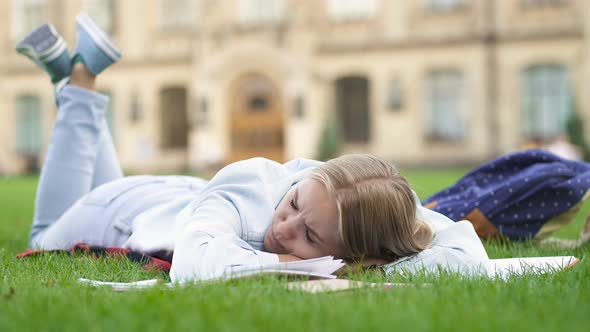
[382,200,492,277]
[169,191,279,282]
[169,158,288,282]
[382,221,491,277]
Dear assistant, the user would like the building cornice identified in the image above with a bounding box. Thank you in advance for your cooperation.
[0,56,193,76]
[317,28,583,54]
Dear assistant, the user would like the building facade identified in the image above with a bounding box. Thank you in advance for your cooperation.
[0,0,588,174]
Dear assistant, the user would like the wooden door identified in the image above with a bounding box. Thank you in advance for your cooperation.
[229,74,285,163]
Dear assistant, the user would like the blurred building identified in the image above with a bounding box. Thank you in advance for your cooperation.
[0,0,589,174]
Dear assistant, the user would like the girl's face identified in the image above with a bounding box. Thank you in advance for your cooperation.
[264,178,346,259]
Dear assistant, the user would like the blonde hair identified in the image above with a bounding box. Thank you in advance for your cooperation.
[310,154,433,262]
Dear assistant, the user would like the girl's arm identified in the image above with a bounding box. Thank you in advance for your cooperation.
[169,157,320,282]
[170,193,280,282]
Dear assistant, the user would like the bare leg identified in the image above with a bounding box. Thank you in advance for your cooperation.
[70,63,95,90]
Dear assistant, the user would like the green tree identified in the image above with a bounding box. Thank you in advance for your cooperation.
[316,113,343,161]
[566,99,590,161]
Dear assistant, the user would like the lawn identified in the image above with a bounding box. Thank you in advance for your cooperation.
[0,171,589,332]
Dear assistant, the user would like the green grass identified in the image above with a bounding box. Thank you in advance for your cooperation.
[1,171,589,332]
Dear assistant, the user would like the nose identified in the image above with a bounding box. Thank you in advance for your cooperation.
[275,215,298,241]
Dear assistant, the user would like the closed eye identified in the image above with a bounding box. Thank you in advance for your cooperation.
[305,227,314,244]
[290,189,299,210]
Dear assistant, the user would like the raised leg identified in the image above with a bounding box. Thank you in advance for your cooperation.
[30,64,122,246]
[25,13,124,247]
[91,117,123,188]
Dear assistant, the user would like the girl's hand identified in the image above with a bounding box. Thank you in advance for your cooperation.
[278,254,304,262]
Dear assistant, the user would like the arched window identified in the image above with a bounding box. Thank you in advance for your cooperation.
[335,76,370,143]
[229,73,284,162]
[521,64,570,139]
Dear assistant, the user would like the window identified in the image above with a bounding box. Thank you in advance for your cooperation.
[11,0,46,41]
[159,0,198,31]
[423,0,466,13]
[335,77,370,143]
[249,96,269,111]
[292,95,305,119]
[193,97,208,127]
[327,0,377,21]
[84,0,115,35]
[238,0,284,25]
[385,79,404,111]
[15,95,42,156]
[424,70,466,141]
[521,64,570,139]
[130,92,142,123]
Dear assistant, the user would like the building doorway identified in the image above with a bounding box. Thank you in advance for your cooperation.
[229,73,285,163]
[160,86,189,150]
[335,76,370,143]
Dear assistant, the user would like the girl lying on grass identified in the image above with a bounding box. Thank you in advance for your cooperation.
[16,14,491,281]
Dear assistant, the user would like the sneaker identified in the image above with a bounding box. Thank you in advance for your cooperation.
[15,23,72,83]
[73,12,122,75]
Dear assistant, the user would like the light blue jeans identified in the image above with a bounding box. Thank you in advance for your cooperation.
[30,85,205,249]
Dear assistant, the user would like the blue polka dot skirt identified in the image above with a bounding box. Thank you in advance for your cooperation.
[422,149,590,240]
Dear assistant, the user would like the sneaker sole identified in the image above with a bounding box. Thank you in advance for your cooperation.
[16,24,58,52]
[39,38,67,62]
[76,12,122,61]
[16,23,66,62]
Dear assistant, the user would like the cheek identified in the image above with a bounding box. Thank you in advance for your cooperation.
[275,197,291,220]
[273,206,284,223]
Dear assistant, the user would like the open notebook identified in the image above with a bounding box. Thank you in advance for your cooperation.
[78,255,580,292]
[79,256,345,291]
[224,256,345,279]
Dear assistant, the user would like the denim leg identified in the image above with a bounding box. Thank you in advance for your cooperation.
[30,85,111,246]
[91,118,123,189]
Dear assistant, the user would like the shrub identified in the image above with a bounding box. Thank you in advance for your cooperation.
[566,99,590,161]
[316,113,343,161]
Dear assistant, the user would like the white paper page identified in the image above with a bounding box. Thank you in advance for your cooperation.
[78,269,338,292]
[224,269,338,280]
[226,256,344,276]
[78,278,163,289]
[286,279,425,293]
[490,256,579,278]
